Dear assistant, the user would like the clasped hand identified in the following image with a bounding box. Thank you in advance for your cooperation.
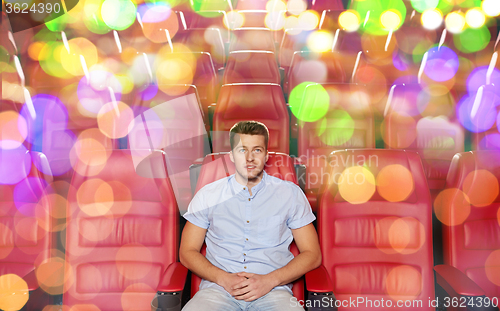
[221,272,278,302]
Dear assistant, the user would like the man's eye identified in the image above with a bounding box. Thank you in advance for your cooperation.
[255,149,261,153]
[239,149,246,153]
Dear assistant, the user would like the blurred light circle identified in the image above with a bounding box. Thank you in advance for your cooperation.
[142,5,179,43]
[454,26,491,54]
[0,111,28,150]
[0,145,30,185]
[382,112,417,148]
[77,179,114,216]
[463,170,499,207]
[28,42,45,61]
[0,274,29,311]
[339,10,360,32]
[338,166,376,204]
[224,11,245,30]
[266,0,286,12]
[97,101,135,139]
[411,0,438,13]
[116,244,153,280]
[39,42,72,78]
[380,9,402,31]
[60,38,98,76]
[421,8,443,30]
[307,30,334,53]
[287,0,307,16]
[101,0,137,31]
[317,111,355,146]
[485,250,500,286]
[298,10,319,30]
[36,256,73,295]
[353,0,406,35]
[482,0,500,17]
[445,11,466,34]
[467,66,500,95]
[141,3,171,23]
[386,265,421,301]
[265,11,286,30]
[289,82,330,122]
[457,90,499,133]
[377,164,414,202]
[284,16,300,33]
[424,46,459,82]
[77,71,123,116]
[465,8,486,28]
[434,188,470,226]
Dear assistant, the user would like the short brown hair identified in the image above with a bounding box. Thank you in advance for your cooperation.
[229,121,269,151]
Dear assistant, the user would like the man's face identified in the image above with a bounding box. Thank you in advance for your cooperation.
[229,134,269,182]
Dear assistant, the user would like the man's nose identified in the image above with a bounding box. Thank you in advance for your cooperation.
[246,151,254,161]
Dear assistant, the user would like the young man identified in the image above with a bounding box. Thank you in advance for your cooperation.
[180,121,321,311]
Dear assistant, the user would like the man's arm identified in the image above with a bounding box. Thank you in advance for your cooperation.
[232,223,321,301]
[179,221,247,294]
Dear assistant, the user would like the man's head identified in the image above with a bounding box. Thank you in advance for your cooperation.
[229,121,269,184]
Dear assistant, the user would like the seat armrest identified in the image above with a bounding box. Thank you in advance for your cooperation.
[208,103,216,130]
[157,262,188,293]
[434,265,486,297]
[306,265,334,293]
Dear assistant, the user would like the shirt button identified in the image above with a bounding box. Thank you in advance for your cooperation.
[243,253,246,256]
[248,198,251,201]
[246,220,249,223]
[244,266,247,269]
[243,187,246,190]
[246,238,248,241]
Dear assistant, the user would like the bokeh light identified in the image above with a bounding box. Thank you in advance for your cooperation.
[266,0,286,12]
[36,254,73,295]
[97,101,135,139]
[101,0,137,31]
[424,46,459,82]
[60,38,98,76]
[382,112,417,148]
[307,30,334,53]
[77,70,123,116]
[445,11,466,34]
[289,82,329,122]
[317,110,355,146]
[377,165,414,202]
[411,0,439,13]
[386,265,422,301]
[77,179,114,216]
[0,111,28,150]
[421,8,443,30]
[352,0,406,35]
[457,88,500,133]
[142,4,179,43]
[156,51,196,96]
[224,11,245,29]
[465,8,486,28]
[462,170,499,207]
[482,0,500,17]
[485,250,500,286]
[298,10,320,30]
[454,26,491,53]
[434,188,471,226]
[265,11,286,30]
[0,145,31,185]
[0,274,29,311]
[338,166,376,204]
[339,10,360,32]
[287,0,307,16]
[380,9,402,31]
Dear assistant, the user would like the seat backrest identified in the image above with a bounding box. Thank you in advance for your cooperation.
[224,51,280,84]
[296,83,375,191]
[229,28,275,52]
[173,28,226,69]
[64,149,179,311]
[287,51,346,96]
[212,83,289,153]
[441,151,500,299]
[190,152,303,299]
[383,84,464,190]
[318,149,434,310]
[0,150,53,285]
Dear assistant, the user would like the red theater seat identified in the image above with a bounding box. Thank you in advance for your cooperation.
[189,152,304,300]
[212,83,289,153]
[64,150,187,311]
[383,84,464,193]
[0,151,53,309]
[223,51,280,84]
[435,151,500,304]
[285,51,346,96]
[295,83,375,211]
[307,149,435,310]
[229,28,276,52]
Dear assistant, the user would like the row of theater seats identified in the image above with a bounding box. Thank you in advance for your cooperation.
[2,148,499,310]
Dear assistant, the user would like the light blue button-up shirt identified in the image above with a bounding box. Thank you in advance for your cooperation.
[184,171,316,295]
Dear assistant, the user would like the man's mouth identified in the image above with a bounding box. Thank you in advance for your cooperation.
[245,165,256,170]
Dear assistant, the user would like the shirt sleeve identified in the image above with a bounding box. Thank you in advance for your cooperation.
[287,185,316,229]
[183,190,210,229]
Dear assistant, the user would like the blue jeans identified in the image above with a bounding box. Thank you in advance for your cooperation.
[181,288,305,311]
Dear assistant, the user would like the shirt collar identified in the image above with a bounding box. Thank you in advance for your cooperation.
[229,170,268,196]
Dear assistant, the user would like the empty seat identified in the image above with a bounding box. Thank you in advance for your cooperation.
[64,149,186,310]
[295,83,375,211]
[189,152,304,300]
[0,150,53,310]
[229,28,276,52]
[223,51,280,84]
[307,149,435,310]
[128,88,210,214]
[434,151,500,302]
[286,51,346,96]
[383,84,464,193]
[212,83,289,153]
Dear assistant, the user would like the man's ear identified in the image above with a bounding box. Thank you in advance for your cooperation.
[265,150,269,163]
[229,150,235,163]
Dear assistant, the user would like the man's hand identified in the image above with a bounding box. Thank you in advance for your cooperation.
[230,272,279,302]
[218,272,248,295]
